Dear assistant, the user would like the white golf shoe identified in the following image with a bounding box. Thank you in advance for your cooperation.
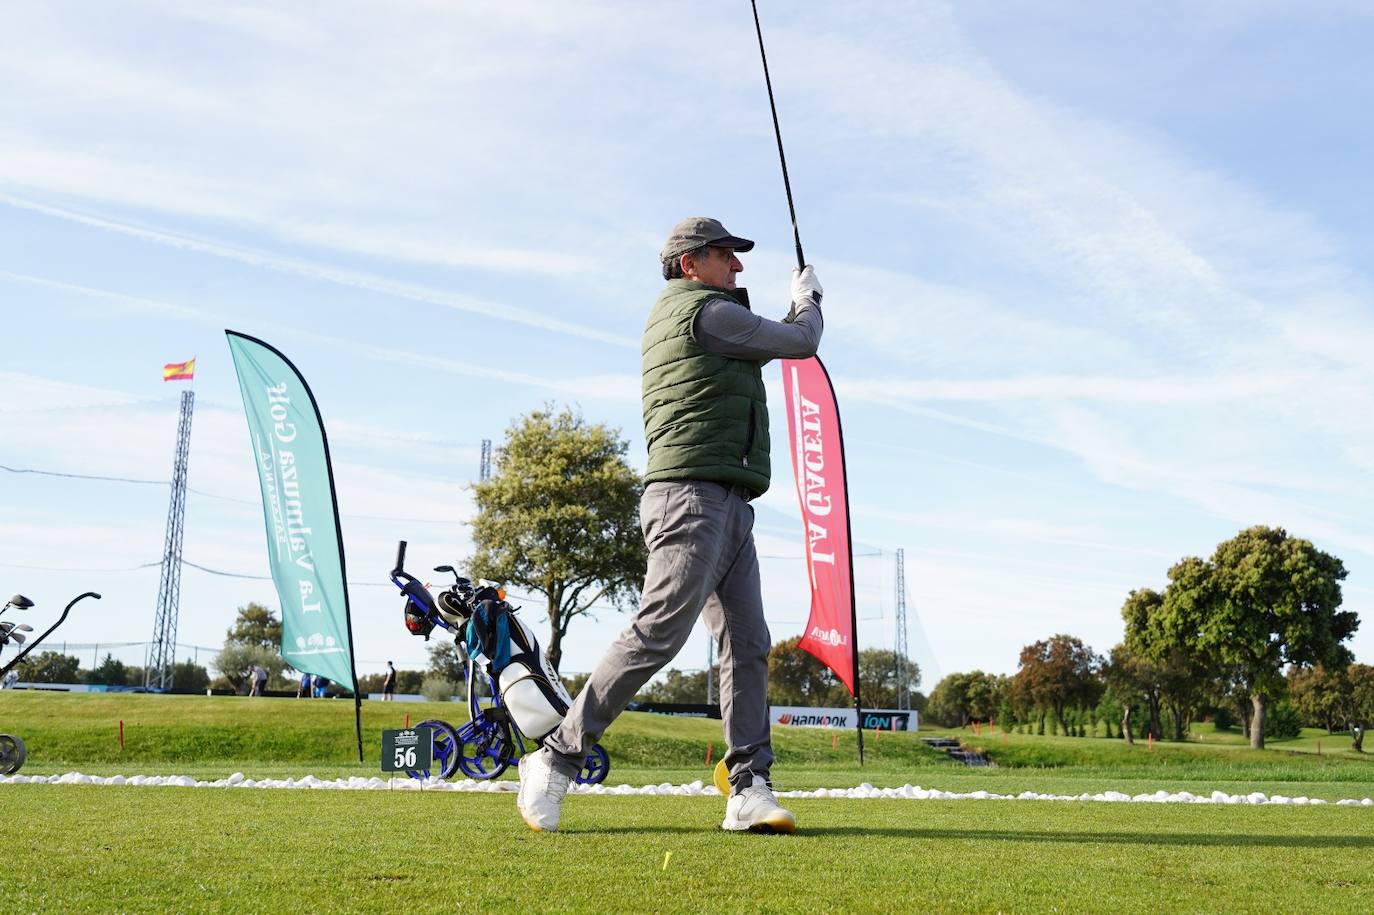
[721,774,796,834]
[517,749,570,832]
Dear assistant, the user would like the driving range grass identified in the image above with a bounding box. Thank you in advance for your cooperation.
[2,784,1372,913]
[3,692,1370,799]
[4,692,1373,912]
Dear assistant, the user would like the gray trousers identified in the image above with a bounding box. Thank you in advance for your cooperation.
[544,479,773,790]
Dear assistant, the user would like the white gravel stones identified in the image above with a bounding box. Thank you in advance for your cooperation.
[0,771,1370,806]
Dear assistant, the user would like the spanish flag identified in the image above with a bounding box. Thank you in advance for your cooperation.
[163,358,196,382]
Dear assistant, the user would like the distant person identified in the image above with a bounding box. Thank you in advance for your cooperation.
[382,661,397,701]
[251,664,268,697]
[297,671,311,698]
[1,670,17,689]
[313,674,328,698]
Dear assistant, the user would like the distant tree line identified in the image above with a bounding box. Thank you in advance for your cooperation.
[922,526,1369,751]
[12,651,209,692]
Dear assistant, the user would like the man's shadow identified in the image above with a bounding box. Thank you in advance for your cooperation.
[585,825,1374,849]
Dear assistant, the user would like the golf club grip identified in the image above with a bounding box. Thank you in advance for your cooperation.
[395,540,407,572]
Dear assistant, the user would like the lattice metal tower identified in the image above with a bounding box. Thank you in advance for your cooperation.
[894,547,911,710]
[479,438,492,481]
[146,390,194,690]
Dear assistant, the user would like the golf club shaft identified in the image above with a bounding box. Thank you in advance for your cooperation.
[751,0,805,270]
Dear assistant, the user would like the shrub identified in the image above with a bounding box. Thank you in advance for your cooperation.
[1211,707,1236,730]
[421,675,458,702]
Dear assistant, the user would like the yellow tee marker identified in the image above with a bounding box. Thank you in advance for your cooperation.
[713,759,730,795]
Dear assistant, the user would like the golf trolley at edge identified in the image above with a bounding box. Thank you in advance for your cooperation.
[389,541,609,785]
[0,590,102,775]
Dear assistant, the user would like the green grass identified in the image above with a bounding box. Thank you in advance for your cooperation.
[3,693,1373,912]
[3,692,1372,800]
[2,786,1371,913]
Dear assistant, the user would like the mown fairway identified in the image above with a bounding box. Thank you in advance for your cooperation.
[2,692,1372,912]
[3,786,1372,913]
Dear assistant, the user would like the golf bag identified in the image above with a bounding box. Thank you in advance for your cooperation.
[465,599,573,742]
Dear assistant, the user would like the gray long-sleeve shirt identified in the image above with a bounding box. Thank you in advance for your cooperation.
[692,297,823,363]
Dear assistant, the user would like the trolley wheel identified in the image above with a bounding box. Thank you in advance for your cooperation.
[575,743,610,785]
[0,733,25,775]
[455,717,512,780]
[405,719,460,780]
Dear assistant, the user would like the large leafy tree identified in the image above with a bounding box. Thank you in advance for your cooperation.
[1288,664,1349,734]
[214,603,289,691]
[768,636,839,706]
[1349,664,1374,752]
[1013,634,1102,736]
[14,650,81,683]
[469,406,647,671]
[926,670,1005,727]
[1163,526,1357,749]
[226,603,282,649]
[1122,586,1212,740]
[826,648,922,709]
[1104,643,1157,744]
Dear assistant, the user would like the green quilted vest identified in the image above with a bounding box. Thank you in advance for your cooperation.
[641,280,770,495]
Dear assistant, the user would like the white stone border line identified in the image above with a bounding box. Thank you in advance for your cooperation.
[1,772,1371,806]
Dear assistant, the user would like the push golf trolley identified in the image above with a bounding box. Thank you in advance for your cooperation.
[0,590,102,774]
[389,541,609,785]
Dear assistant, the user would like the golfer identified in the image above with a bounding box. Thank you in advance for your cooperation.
[382,661,397,701]
[518,217,823,833]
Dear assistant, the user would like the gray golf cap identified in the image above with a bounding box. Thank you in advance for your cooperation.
[660,217,755,261]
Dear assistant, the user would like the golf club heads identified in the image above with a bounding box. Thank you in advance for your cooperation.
[6,595,34,610]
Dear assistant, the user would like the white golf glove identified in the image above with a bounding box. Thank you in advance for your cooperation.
[790,265,823,307]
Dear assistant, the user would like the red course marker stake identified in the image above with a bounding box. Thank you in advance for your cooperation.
[404,712,410,729]
[832,733,838,751]
[705,743,714,766]
[119,719,124,751]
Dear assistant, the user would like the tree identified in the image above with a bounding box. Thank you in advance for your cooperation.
[636,667,717,704]
[214,603,289,692]
[469,406,647,671]
[768,637,839,706]
[926,671,1005,728]
[1104,644,1158,744]
[1163,526,1358,749]
[1121,586,1212,740]
[828,648,921,709]
[212,643,286,693]
[561,671,592,698]
[1288,664,1349,733]
[1013,634,1102,736]
[226,603,282,649]
[427,642,466,682]
[14,650,81,683]
[171,660,210,692]
[86,653,129,686]
[1348,664,1374,752]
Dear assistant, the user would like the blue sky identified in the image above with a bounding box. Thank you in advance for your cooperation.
[3,1,1372,688]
